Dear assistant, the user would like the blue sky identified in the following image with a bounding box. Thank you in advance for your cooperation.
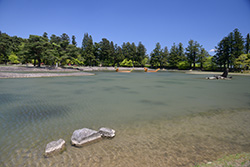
[0,0,250,55]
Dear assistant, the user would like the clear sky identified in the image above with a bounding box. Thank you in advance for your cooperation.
[0,0,250,55]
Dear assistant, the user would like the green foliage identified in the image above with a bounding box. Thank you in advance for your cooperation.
[185,40,200,69]
[120,58,133,67]
[214,28,245,69]
[1,29,249,70]
[141,57,148,66]
[203,56,217,71]
[197,48,209,69]
[235,54,250,70]
[177,61,189,70]
[8,52,20,64]
[150,42,162,68]
[0,32,12,64]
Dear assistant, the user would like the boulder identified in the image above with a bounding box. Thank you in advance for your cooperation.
[206,76,217,80]
[71,128,102,147]
[98,127,116,138]
[44,139,66,157]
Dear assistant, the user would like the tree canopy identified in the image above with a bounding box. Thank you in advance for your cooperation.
[0,28,249,71]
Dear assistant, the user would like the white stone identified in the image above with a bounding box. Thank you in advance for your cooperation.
[45,139,66,157]
[98,127,115,138]
[71,128,102,147]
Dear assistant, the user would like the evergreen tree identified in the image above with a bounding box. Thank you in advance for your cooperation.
[42,32,48,40]
[177,43,185,61]
[122,42,130,60]
[114,45,124,66]
[50,34,61,44]
[130,42,137,67]
[197,47,209,69]
[185,40,200,69]
[160,46,169,68]
[232,28,244,61]
[0,32,12,64]
[99,38,111,66]
[215,29,245,69]
[136,42,147,66]
[110,41,115,66]
[150,42,162,68]
[93,42,101,65]
[25,35,47,67]
[82,34,94,66]
[72,35,77,46]
[168,43,178,68]
[245,33,250,54]
[60,33,70,50]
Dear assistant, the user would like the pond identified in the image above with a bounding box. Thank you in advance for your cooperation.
[0,72,250,166]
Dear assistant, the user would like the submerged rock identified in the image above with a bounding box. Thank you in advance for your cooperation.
[98,127,116,138]
[44,139,66,157]
[71,128,102,147]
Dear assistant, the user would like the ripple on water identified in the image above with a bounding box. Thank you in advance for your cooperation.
[2,109,249,167]
[1,73,250,166]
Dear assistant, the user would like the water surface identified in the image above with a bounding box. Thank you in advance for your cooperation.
[0,72,250,166]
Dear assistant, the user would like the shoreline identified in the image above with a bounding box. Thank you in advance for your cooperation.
[1,65,250,78]
[0,72,94,78]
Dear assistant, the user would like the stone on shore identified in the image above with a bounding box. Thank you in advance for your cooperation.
[44,139,66,157]
[98,127,116,138]
[71,128,102,147]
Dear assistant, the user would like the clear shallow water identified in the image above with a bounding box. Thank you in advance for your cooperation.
[0,72,250,166]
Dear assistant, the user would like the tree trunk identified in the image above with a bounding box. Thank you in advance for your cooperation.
[38,58,41,67]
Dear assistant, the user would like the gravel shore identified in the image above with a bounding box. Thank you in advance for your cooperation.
[0,72,94,78]
[0,66,94,78]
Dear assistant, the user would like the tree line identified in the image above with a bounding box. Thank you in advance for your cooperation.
[0,29,249,70]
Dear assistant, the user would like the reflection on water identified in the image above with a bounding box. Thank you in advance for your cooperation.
[0,72,250,167]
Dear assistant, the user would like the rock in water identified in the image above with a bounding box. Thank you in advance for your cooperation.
[98,127,115,138]
[44,139,66,157]
[71,128,102,147]
[206,76,217,80]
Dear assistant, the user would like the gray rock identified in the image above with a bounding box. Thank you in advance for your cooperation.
[98,127,115,138]
[71,128,102,147]
[206,76,217,80]
[44,139,66,157]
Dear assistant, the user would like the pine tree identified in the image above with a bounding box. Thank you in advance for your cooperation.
[232,28,244,60]
[42,32,48,40]
[60,33,70,50]
[110,41,115,66]
[185,40,200,69]
[177,43,185,61]
[114,45,124,66]
[82,34,94,66]
[25,35,47,67]
[169,43,178,68]
[0,32,12,65]
[150,42,162,68]
[137,42,147,67]
[130,42,137,67]
[72,35,77,46]
[161,46,169,68]
[99,38,111,66]
[197,47,209,69]
[245,33,250,54]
